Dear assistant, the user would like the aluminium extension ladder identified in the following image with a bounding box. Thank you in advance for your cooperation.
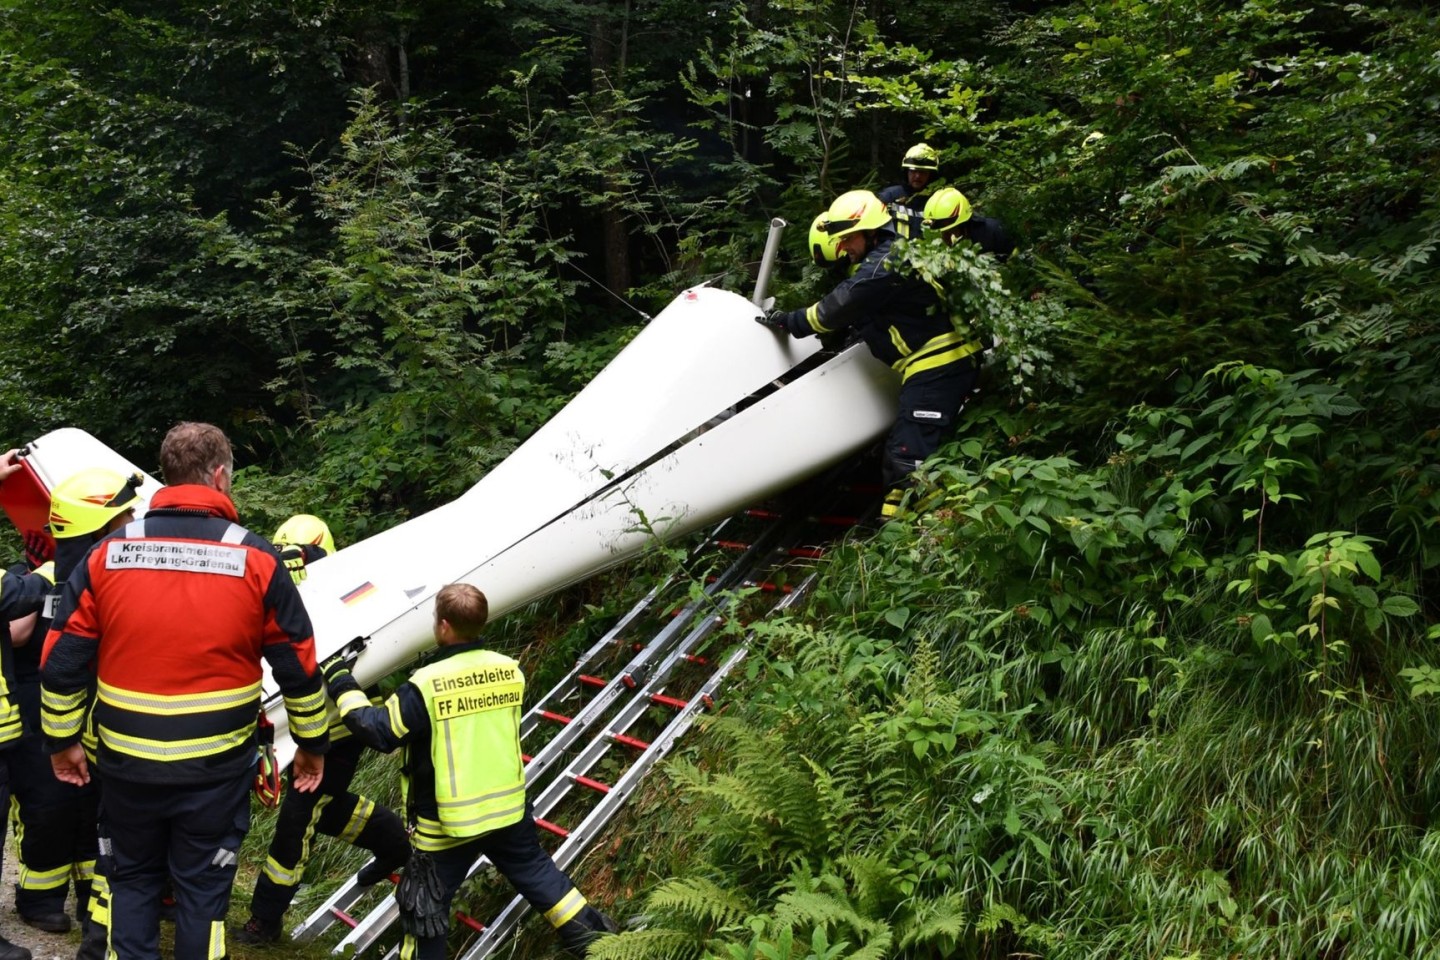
[290,469,877,956]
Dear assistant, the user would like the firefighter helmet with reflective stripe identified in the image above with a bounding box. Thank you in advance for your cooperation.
[48,468,143,539]
[809,213,845,265]
[821,190,891,239]
[923,187,973,233]
[273,514,335,556]
[901,142,940,172]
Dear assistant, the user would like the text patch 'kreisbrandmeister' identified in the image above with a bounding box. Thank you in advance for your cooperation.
[105,540,248,577]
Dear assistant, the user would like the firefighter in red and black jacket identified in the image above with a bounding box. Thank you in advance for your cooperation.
[760,189,983,520]
[40,422,330,960]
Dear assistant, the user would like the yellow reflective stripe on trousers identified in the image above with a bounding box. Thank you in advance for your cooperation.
[18,861,70,890]
[262,854,305,886]
[98,723,252,761]
[209,920,225,959]
[262,793,332,887]
[97,679,260,714]
[337,797,375,844]
[893,334,982,384]
[88,874,110,926]
[544,887,589,928]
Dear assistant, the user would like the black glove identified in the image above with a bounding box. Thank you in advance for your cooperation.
[396,851,448,938]
[756,309,789,332]
[319,650,353,686]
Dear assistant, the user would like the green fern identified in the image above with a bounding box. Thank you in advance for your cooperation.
[646,877,753,931]
[588,927,707,960]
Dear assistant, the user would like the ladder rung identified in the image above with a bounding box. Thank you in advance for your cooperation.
[815,514,858,527]
[745,508,781,520]
[787,546,825,559]
[621,674,637,689]
[650,693,688,710]
[577,673,607,689]
[747,580,793,594]
[522,753,533,764]
[456,912,487,933]
[329,907,358,929]
[609,732,651,751]
[683,654,709,666]
[572,774,612,794]
[714,539,750,551]
[541,710,572,725]
[536,817,570,838]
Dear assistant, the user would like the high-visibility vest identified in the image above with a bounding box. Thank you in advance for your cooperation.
[411,648,527,840]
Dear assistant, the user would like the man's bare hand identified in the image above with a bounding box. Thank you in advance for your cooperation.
[0,448,24,483]
[291,748,324,792]
[51,743,90,786]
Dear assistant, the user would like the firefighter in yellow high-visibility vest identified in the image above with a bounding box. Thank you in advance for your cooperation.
[322,583,616,959]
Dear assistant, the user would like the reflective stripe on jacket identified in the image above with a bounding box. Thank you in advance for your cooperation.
[40,484,328,784]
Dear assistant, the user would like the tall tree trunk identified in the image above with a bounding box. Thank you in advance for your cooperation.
[591,4,632,296]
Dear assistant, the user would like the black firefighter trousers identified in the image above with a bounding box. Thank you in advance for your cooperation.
[880,357,980,517]
[102,770,251,960]
[399,810,607,960]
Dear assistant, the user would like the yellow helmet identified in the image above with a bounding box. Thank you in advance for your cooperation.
[808,213,845,265]
[901,142,940,172]
[822,190,891,240]
[48,468,143,540]
[273,514,335,556]
[922,187,973,233]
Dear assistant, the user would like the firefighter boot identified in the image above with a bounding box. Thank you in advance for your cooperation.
[19,912,70,934]
[232,916,282,945]
[75,918,108,960]
[0,934,30,960]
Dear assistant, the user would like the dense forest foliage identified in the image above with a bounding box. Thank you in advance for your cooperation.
[4,0,1440,957]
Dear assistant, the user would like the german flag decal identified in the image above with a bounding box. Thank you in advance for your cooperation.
[341,581,377,605]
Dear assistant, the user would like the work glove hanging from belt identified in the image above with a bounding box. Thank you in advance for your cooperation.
[253,710,283,808]
[396,851,449,939]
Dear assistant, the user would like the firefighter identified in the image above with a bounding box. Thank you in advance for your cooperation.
[41,421,330,960]
[877,142,941,238]
[233,514,410,946]
[322,583,617,959]
[759,190,983,520]
[7,465,142,947]
[922,187,1014,258]
[0,449,58,960]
